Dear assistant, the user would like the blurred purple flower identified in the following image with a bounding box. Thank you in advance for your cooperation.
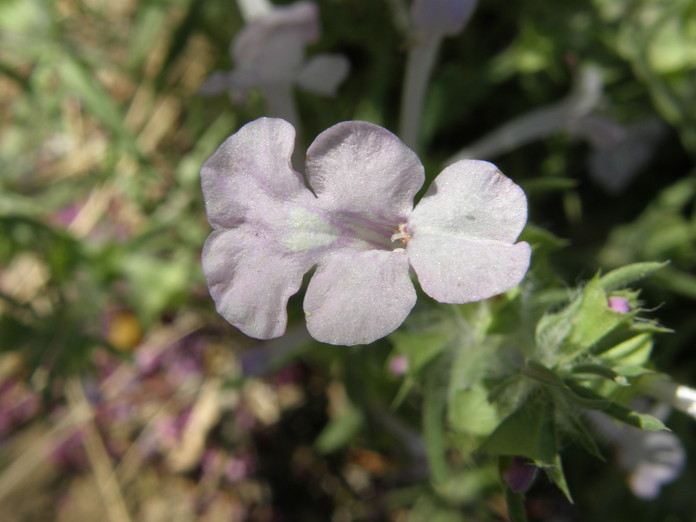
[202,118,530,345]
[50,428,88,470]
[224,453,257,483]
[0,379,40,438]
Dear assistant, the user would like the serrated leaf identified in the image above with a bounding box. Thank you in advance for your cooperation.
[479,395,557,465]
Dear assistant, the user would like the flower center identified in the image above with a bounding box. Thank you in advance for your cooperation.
[390,223,411,246]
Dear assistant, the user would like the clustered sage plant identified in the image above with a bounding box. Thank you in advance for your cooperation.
[198,0,696,518]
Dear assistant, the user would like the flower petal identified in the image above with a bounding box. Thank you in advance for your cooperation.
[408,235,531,303]
[198,71,232,95]
[410,160,528,244]
[236,0,274,22]
[305,122,424,219]
[232,2,318,69]
[296,54,350,96]
[202,227,315,340]
[201,118,309,229]
[304,251,416,345]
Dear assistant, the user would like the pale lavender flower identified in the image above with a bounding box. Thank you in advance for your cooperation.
[201,118,530,346]
[200,1,349,123]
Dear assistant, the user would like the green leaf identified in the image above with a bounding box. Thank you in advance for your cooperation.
[390,317,452,376]
[565,410,605,461]
[561,276,633,362]
[479,395,557,465]
[315,403,364,454]
[599,262,669,291]
[598,333,653,367]
[522,360,566,389]
[449,384,499,436]
[542,455,573,503]
[120,252,192,323]
[535,302,577,357]
[390,317,455,408]
[564,381,667,431]
[570,363,629,386]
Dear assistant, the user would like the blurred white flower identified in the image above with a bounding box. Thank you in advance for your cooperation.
[641,375,696,420]
[571,115,666,194]
[200,0,349,124]
[588,402,686,500]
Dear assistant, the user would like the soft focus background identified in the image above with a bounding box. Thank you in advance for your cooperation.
[1,0,695,520]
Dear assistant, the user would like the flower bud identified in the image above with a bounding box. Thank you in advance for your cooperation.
[502,456,538,493]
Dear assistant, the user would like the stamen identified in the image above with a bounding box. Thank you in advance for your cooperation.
[390,223,412,245]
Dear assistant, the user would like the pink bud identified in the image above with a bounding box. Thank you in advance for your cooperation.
[389,355,409,376]
[608,296,631,314]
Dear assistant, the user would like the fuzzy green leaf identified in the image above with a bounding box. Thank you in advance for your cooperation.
[564,381,667,431]
[479,396,557,465]
[599,262,669,291]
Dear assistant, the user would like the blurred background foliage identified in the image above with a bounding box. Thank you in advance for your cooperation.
[0,0,694,520]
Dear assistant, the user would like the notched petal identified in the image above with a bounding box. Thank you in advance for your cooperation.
[201,118,309,228]
[408,236,531,303]
[410,160,528,244]
[202,227,315,340]
[304,251,416,345]
[306,121,424,218]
